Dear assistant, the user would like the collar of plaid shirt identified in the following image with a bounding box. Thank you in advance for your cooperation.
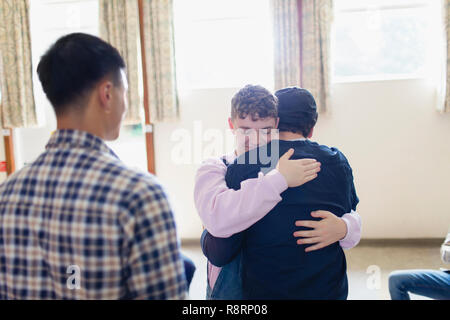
[46,129,119,159]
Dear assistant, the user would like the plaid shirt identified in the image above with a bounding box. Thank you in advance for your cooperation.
[0,129,187,299]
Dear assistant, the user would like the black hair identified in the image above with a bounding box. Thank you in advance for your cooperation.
[37,33,126,116]
[275,87,318,137]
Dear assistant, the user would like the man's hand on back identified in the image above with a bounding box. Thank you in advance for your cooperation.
[293,210,348,252]
[276,148,321,188]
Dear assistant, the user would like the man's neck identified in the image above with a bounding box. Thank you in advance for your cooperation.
[56,114,105,140]
[278,131,306,141]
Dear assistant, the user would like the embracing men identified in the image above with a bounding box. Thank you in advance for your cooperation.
[195,85,361,299]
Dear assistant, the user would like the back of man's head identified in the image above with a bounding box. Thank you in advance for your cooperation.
[275,87,318,137]
[37,33,125,117]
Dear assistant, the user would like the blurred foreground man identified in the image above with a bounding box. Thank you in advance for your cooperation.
[0,33,187,299]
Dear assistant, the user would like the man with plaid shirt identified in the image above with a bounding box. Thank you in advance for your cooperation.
[0,33,187,299]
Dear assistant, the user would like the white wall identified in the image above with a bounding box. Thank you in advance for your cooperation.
[154,79,450,240]
[318,79,450,238]
[153,89,237,239]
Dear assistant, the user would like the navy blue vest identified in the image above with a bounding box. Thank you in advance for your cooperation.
[225,140,359,299]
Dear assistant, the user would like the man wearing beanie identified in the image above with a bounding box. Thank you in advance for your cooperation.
[201,87,359,299]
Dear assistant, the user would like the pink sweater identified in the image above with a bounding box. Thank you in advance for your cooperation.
[194,155,362,289]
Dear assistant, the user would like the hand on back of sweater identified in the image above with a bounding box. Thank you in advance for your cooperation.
[276,148,321,188]
[293,210,348,252]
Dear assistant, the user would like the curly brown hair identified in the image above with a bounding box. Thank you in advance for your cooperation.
[231,85,278,121]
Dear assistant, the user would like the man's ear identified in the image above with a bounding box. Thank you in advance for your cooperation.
[98,80,114,114]
[307,127,314,139]
[275,117,280,128]
[228,117,234,130]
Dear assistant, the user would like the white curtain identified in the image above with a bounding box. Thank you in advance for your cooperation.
[141,0,179,122]
[299,0,333,113]
[271,0,301,90]
[99,0,142,124]
[0,0,37,128]
[270,0,333,113]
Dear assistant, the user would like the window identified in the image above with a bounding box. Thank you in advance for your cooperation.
[332,0,443,82]
[173,0,274,91]
[29,0,99,126]
[17,0,101,168]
